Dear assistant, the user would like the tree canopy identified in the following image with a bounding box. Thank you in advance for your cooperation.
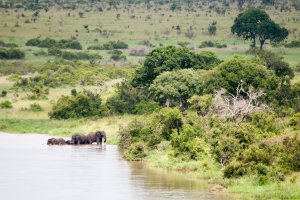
[131,46,219,87]
[231,8,288,49]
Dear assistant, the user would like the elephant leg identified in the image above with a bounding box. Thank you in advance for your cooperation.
[96,138,100,145]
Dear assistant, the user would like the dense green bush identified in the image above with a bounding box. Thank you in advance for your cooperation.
[199,41,227,48]
[26,38,82,50]
[88,41,128,50]
[1,90,7,97]
[284,40,300,48]
[289,113,300,129]
[0,100,13,108]
[49,90,104,119]
[110,50,126,61]
[224,161,247,178]
[29,103,43,111]
[0,40,18,48]
[124,142,147,161]
[0,48,25,59]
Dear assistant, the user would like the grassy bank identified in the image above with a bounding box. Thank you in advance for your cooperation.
[145,149,300,200]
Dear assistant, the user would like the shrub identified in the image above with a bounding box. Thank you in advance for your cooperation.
[27,84,49,100]
[133,100,160,114]
[26,38,82,50]
[199,41,227,48]
[223,161,247,178]
[188,94,213,115]
[49,90,104,119]
[88,41,128,50]
[0,40,18,48]
[1,90,7,97]
[284,40,300,48]
[29,103,43,111]
[0,48,25,59]
[0,100,13,108]
[124,142,147,161]
[110,50,126,61]
[208,21,217,35]
[289,113,300,128]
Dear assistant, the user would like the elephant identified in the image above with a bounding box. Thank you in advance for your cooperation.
[95,130,107,144]
[47,138,65,145]
[71,134,90,145]
[65,140,74,145]
[87,131,107,144]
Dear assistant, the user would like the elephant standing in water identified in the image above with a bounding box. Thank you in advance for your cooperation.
[71,134,90,145]
[47,138,65,145]
[87,131,107,145]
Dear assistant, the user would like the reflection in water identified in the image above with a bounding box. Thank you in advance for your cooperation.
[0,133,227,200]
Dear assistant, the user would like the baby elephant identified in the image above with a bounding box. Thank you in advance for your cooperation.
[47,138,65,145]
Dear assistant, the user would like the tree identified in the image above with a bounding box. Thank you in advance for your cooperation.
[257,21,288,49]
[205,56,279,96]
[131,46,218,87]
[231,8,288,49]
[149,69,206,108]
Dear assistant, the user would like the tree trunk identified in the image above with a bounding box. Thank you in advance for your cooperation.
[259,39,265,50]
[252,36,256,47]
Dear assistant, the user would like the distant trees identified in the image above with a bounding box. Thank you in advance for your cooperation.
[231,8,288,49]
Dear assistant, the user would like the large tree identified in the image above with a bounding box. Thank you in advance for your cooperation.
[231,8,288,49]
[131,46,218,87]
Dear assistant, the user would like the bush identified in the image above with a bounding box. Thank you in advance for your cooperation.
[110,50,126,61]
[198,41,227,48]
[0,40,18,48]
[26,38,82,50]
[133,100,160,114]
[223,161,247,178]
[0,100,13,108]
[124,142,147,161]
[0,48,25,59]
[49,90,104,119]
[88,41,128,50]
[289,113,300,128]
[284,40,300,48]
[1,90,7,97]
[29,103,43,111]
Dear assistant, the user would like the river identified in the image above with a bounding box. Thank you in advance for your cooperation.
[0,133,228,200]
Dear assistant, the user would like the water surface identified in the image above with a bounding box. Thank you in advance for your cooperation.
[0,133,227,200]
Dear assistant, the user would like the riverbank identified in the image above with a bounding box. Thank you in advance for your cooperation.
[0,115,134,144]
[144,149,300,200]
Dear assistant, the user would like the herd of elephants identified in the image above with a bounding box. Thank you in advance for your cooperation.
[47,131,107,145]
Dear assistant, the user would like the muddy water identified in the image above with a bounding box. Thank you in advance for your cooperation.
[0,133,227,200]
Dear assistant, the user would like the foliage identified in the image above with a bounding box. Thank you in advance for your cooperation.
[284,40,300,48]
[0,100,13,109]
[26,38,82,50]
[88,41,128,50]
[124,142,147,161]
[0,48,25,59]
[289,113,300,129]
[1,90,7,97]
[132,46,218,86]
[110,50,126,61]
[105,82,147,114]
[188,94,213,115]
[247,48,294,79]
[208,21,217,35]
[205,56,279,96]
[198,41,227,48]
[49,90,104,119]
[149,69,205,106]
[231,8,288,49]
[0,40,18,48]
